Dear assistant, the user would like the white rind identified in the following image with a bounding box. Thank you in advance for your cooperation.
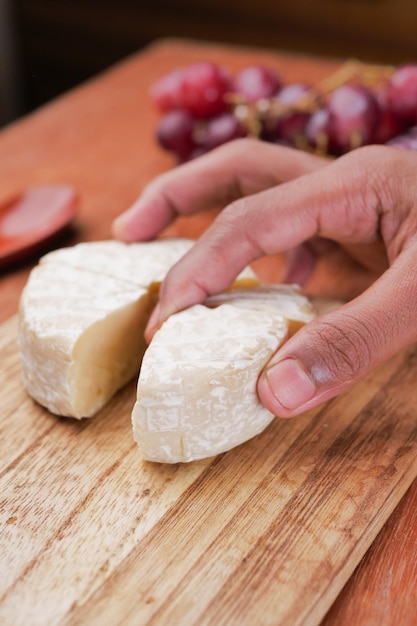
[41,239,195,286]
[132,304,289,463]
[18,238,258,419]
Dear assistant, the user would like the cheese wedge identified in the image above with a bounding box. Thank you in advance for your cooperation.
[18,238,257,419]
[133,285,316,463]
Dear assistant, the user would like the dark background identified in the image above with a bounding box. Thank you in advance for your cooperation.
[2,0,417,127]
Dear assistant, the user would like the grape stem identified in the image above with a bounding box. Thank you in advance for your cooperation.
[228,59,395,140]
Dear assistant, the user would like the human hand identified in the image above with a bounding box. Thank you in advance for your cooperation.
[113,139,417,418]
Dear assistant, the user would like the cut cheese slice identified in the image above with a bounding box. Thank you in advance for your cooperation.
[18,238,257,419]
[132,303,290,463]
[132,284,317,463]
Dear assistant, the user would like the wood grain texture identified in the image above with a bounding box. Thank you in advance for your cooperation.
[1,314,417,626]
[1,39,417,624]
[322,480,417,626]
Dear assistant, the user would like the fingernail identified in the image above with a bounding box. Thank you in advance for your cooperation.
[264,358,316,411]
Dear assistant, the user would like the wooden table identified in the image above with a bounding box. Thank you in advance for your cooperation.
[1,39,417,626]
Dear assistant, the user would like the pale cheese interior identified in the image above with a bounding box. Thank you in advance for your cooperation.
[70,291,156,417]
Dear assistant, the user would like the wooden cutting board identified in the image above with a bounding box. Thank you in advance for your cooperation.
[1,312,417,626]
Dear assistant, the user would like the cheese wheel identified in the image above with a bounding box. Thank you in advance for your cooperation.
[18,238,257,419]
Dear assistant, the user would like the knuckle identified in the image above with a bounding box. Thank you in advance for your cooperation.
[218,195,255,233]
[345,146,417,258]
[220,197,264,257]
[216,198,246,232]
[329,145,405,242]
[345,145,410,209]
[308,315,375,383]
[200,201,246,263]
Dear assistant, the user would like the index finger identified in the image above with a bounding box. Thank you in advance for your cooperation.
[112,140,326,241]
[151,145,414,334]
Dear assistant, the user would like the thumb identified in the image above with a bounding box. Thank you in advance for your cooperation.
[257,243,417,418]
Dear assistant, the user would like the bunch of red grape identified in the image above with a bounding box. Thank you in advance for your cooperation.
[150,61,417,162]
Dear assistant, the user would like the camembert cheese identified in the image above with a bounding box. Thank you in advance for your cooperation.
[133,285,316,463]
[18,238,257,419]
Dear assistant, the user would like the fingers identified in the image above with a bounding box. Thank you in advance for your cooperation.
[139,143,417,421]
[112,140,327,241]
[257,240,417,417]
[151,146,400,332]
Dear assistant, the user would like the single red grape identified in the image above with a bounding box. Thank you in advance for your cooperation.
[385,64,417,123]
[156,109,196,160]
[276,113,310,146]
[305,107,333,153]
[274,83,310,145]
[203,113,246,150]
[179,62,232,119]
[373,86,406,144]
[150,68,184,113]
[275,83,310,106]
[233,66,282,102]
[327,84,381,154]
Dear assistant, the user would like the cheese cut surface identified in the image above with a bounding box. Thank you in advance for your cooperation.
[206,284,316,333]
[132,303,290,463]
[18,238,257,419]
